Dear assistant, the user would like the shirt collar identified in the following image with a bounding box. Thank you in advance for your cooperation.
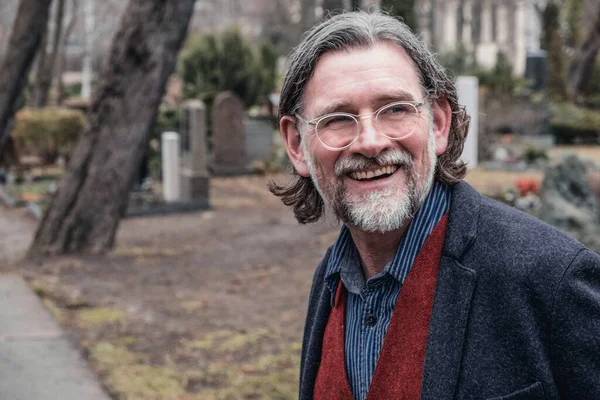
[324,180,451,306]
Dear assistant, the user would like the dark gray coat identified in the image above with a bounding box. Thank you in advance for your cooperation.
[299,181,600,400]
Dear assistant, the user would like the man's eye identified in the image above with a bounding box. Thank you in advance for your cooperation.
[320,115,354,129]
[382,105,408,115]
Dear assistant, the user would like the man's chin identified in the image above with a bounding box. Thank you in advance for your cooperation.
[339,198,413,233]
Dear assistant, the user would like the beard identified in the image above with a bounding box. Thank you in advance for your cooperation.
[303,127,438,233]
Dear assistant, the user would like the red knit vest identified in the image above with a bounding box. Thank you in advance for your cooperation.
[313,215,448,399]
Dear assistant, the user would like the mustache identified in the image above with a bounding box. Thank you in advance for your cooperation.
[334,150,413,177]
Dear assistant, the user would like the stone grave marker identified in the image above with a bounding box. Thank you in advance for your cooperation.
[244,117,274,163]
[180,99,210,203]
[211,92,247,175]
[161,131,180,202]
[457,76,479,169]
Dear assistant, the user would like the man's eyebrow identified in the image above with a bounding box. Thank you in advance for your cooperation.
[312,101,353,119]
[311,90,419,118]
[374,90,418,103]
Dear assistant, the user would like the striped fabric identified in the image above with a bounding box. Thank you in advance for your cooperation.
[324,180,451,400]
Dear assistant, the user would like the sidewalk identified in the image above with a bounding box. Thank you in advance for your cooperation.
[0,274,111,400]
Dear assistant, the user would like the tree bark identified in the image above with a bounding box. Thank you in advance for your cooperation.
[567,4,600,103]
[0,0,53,152]
[322,0,351,17]
[29,0,196,256]
[301,0,317,33]
[55,0,78,105]
[32,0,65,108]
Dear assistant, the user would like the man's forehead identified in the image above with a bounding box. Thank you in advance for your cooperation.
[302,41,423,115]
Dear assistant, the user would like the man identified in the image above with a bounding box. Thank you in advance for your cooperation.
[269,11,600,400]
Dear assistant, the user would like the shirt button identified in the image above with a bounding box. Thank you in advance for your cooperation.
[366,314,377,327]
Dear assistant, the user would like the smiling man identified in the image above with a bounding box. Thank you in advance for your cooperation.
[270,11,600,400]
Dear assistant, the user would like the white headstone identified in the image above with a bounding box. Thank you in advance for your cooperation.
[161,131,180,202]
[456,76,479,168]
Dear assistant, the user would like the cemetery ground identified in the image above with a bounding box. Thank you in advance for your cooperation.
[0,145,599,400]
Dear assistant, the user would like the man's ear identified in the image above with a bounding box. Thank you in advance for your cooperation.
[430,97,452,155]
[280,115,310,177]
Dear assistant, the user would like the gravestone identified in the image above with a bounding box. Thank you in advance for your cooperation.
[161,132,180,202]
[211,92,247,175]
[538,155,600,252]
[457,76,479,168]
[525,50,547,92]
[180,100,210,203]
[244,117,274,163]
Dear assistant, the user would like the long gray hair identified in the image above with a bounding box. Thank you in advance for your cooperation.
[269,11,469,224]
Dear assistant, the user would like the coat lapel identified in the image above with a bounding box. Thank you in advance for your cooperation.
[299,266,334,400]
[421,182,481,400]
[421,256,476,400]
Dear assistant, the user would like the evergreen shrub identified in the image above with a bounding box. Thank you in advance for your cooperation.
[550,102,600,144]
[12,107,85,163]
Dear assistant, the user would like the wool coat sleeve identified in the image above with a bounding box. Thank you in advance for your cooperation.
[550,248,600,398]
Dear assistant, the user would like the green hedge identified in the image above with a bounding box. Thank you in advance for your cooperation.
[12,107,85,163]
[550,103,600,144]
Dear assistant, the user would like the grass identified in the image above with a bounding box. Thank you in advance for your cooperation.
[89,343,188,400]
[185,328,270,353]
[78,308,127,328]
[190,341,301,400]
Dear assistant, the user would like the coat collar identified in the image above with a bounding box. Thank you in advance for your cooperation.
[300,181,482,400]
[421,181,479,400]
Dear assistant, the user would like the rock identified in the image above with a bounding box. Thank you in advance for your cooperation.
[538,155,600,252]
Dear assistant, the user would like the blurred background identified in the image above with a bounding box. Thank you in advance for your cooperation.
[0,0,599,399]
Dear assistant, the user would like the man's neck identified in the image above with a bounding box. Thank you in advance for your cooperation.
[347,220,412,280]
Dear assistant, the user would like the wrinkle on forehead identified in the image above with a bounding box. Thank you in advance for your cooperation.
[303,41,423,119]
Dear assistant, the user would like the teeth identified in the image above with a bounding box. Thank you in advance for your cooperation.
[349,165,399,181]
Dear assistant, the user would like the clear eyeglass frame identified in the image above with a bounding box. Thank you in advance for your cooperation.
[295,100,425,151]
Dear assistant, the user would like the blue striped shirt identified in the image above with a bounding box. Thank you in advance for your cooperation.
[324,180,451,400]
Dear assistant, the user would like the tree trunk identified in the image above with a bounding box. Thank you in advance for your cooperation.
[301,0,317,33]
[322,0,351,17]
[0,0,53,152]
[80,0,94,100]
[28,0,196,256]
[55,0,78,105]
[567,4,600,103]
[32,0,65,108]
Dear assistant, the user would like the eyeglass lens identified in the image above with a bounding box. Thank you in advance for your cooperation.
[316,102,419,150]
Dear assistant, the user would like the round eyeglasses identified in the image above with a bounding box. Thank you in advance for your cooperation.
[295,101,425,151]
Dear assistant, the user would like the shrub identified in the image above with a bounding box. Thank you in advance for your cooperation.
[12,107,85,163]
[550,102,600,144]
[179,27,278,109]
[523,147,548,164]
[474,52,520,97]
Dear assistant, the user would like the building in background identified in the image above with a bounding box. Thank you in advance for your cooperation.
[415,0,547,76]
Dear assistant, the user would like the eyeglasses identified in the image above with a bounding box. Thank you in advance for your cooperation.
[295,100,425,151]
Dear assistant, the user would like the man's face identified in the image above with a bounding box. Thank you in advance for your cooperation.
[282,41,450,233]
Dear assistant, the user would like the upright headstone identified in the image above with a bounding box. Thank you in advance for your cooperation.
[457,76,479,168]
[211,92,247,176]
[525,50,547,92]
[161,132,180,202]
[244,117,274,163]
[180,99,210,203]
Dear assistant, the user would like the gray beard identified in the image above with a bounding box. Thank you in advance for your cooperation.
[303,128,437,233]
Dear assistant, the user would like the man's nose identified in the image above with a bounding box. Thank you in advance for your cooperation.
[350,116,392,158]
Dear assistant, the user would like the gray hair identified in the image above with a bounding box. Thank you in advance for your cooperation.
[269,10,469,224]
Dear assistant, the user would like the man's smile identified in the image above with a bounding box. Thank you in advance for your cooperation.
[347,165,399,181]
